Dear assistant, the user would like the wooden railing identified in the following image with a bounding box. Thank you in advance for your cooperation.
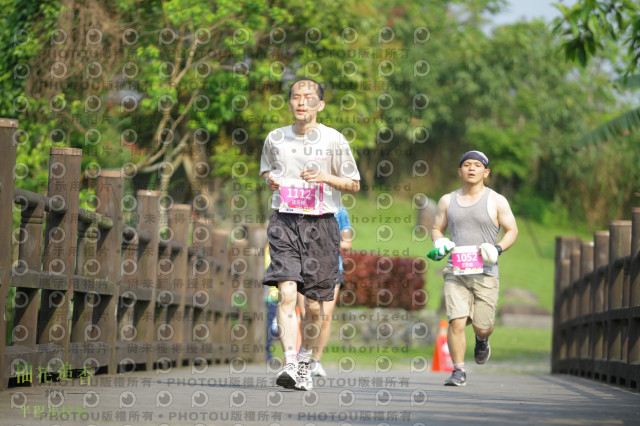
[552,208,640,390]
[0,118,267,389]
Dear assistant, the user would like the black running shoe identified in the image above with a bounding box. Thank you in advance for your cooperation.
[474,335,491,364]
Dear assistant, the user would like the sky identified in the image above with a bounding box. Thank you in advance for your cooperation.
[490,0,577,26]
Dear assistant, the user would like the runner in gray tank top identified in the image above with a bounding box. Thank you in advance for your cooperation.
[428,151,518,386]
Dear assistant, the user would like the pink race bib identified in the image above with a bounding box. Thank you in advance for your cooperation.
[451,245,483,275]
[279,179,323,215]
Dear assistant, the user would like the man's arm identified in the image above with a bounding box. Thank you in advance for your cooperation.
[495,193,518,251]
[431,194,450,242]
[260,136,280,190]
[300,170,360,194]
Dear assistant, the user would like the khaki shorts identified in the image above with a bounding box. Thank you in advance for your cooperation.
[443,267,499,330]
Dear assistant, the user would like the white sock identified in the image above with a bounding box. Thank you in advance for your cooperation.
[284,350,297,365]
[297,347,312,364]
[454,362,465,371]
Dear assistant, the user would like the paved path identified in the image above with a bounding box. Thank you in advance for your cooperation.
[1,363,638,425]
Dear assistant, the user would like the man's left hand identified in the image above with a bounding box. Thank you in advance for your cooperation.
[479,243,499,265]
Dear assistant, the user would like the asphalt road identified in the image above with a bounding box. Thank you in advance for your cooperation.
[1,363,639,425]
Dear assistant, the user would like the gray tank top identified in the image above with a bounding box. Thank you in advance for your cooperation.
[446,188,500,277]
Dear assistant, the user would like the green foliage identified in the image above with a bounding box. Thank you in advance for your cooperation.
[576,106,640,147]
[1,0,636,230]
[575,72,640,147]
[553,0,640,76]
[466,119,534,182]
[0,0,63,193]
[511,191,570,228]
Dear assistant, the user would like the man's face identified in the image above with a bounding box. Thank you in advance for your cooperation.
[289,81,324,122]
[458,160,490,183]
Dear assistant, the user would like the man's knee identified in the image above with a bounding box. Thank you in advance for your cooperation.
[449,318,467,333]
[473,325,493,338]
[303,299,322,319]
[278,282,298,307]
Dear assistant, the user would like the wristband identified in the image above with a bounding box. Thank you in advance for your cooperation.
[495,245,503,255]
[265,178,269,185]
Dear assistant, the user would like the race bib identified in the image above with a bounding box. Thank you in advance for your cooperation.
[279,178,323,215]
[451,245,484,275]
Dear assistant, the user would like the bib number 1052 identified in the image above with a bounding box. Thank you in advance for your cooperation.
[451,245,484,275]
[455,252,478,263]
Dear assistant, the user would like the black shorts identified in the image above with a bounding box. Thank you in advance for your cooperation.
[263,211,340,302]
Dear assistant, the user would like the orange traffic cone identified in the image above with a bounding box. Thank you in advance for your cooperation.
[432,319,454,372]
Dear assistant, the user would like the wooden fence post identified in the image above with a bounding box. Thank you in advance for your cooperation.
[552,236,581,374]
[154,205,175,369]
[0,118,18,390]
[189,216,214,365]
[134,190,160,372]
[167,204,191,367]
[592,230,610,381]
[579,241,594,374]
[629,208,640,388]
[593,231,610,313]
[40,148,82,368]
[13,171,45,358]
[607,220,631,386]
[609,221,631,311]
[245,225,268,364]
[70,206,100,368]
[95,171,124,374]
[211,229,231,364]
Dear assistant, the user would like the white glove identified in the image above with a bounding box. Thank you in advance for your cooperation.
[434,238,455,252]
[429,238,455,260]
[479,243,499,265]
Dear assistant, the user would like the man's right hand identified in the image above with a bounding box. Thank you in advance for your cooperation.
[427,238,456,261]
[265,172,280,190]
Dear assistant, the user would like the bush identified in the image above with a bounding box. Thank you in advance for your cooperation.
[339,254,426,310]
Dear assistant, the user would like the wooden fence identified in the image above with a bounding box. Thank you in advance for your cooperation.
[0,118,267,390]
[552,208,640,390]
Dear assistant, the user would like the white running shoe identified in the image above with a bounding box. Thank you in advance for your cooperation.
[294,362,313,391]
[275,363,297,389]
[309,360,327,377]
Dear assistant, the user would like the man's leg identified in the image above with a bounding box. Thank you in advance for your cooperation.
[311,284,339,373]
[471,274,499,364]
[448,317,468,365]
[444,317,468,386]
[265,300,278,362]
[297,292,306,319]
[275,280,300,389]
[300,297,323,352]
[289,296,323,391]
[277,281,299,356]
[472,325,493,364]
